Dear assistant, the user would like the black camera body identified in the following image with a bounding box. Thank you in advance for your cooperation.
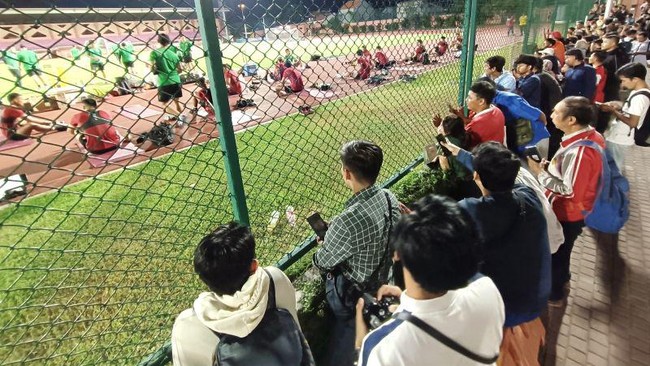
[362,293,395,329]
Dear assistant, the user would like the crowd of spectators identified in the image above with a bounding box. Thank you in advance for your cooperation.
[168,3,648,366]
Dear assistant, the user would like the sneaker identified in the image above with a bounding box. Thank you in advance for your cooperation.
[53,122,68,132]
[177,114,187,127]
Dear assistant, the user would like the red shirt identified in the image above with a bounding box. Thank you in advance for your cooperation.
[375,51,388,66]
[415,46,425,55]
[362,49,372,59]
[70,110,120,153]
[465,106,506,149]
[357,56,371,80]
[545,128,605,222]
[437,41,448,54]
[282,67,304,92]
[594,65,607,103]
[1,107,25,138]
[225,69,242,95]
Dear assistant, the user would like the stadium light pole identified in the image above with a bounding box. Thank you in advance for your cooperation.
[239,3,248,40]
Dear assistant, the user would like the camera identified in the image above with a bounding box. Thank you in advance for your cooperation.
[362,293,396,329]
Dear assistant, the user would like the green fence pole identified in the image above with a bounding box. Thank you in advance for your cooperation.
[522,0,535,53]
[457,0,473,105]
[195,0,250,226]
[462,0,478,97]
[550,0,559,32]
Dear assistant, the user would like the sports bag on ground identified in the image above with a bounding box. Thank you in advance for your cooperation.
[215,269,315,366]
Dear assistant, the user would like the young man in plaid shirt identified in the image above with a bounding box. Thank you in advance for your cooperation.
[314,140,401,366]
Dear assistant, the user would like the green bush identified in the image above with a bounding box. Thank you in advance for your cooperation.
[386,22,399,31]
[359,25,368,33]
[391,166,456,205]
[367,24,376,33]
[351,25,359,33]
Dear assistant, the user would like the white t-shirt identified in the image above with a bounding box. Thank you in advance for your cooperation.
[607,88,650,146]
[358,277,505,366]
[631,40,650,64]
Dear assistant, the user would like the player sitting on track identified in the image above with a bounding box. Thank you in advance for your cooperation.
[69,98,121,155]
[223,64,243,96]
[345,50,372,80]
[268,57,286,82]
[435,36,449,57]
[275,65,305,97]
[1,93,67,140]
[192,78,215,118]
[374,46,394,69]
[405,39,429,63]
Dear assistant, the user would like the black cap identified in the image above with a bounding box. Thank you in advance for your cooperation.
[514,54,538,67]
[81,98,97,108]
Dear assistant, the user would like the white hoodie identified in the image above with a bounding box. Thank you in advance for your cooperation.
[172,267,298,366]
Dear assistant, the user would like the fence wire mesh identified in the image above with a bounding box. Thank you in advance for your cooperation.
[0,0,562,364]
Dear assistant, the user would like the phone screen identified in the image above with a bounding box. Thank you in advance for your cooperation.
[524,146,542,162]
[306,212,328,239]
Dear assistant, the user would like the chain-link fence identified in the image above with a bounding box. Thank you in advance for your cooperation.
[0,0,562,364]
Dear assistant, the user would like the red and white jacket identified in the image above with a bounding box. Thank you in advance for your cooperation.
[538,127,605,222]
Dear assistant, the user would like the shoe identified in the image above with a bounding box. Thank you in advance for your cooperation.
[136,135,146,144]
[54,122,68,132]
[177,114,187,127]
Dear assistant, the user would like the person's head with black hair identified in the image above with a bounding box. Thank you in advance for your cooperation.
[484,55,506,77]
[471,142,520,194]
[7,92,22,106]
[551,96,595,134]
[392,195,481,295]
[465,80,496,113]
[616,62,649,90]
[416,39,423,46]
[565,48,585,67]
[441,115,467,147]
[196,77,209,89]
[602,33,620,51]
[637,31,648,41]
[544,38,557,47]
[533,57,545,74]
[626,29,638,36]
[589,50,607,66]
[194,222,257,295]
[356,49,363,56]
[339,140,383,189]
[157,33,171,47]
[81,98,97,112]
[514,54,537,77]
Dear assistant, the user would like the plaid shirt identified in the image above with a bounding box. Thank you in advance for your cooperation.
[314,185,401,284]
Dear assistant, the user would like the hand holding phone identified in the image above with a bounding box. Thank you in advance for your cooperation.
[523,146,542,163]
[306,212,328,240]
[435,135,452,156]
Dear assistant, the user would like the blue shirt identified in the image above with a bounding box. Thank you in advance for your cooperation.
[493,91,550,153]
[517,74,542,108]
[563,63,597,99]
[494,71,517,92]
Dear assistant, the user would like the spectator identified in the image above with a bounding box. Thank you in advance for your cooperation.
[355,195,504,366]
[574,33,590,57]
[1,93,65,140]
[599,63,650,170]
[483,55,516,92]
[528,96,605,305]
[538,47,561,76]
[456,142,550,366]
[448,81,506,149]
[313,140,401,366]
[589,51,608,103]
[562,48,597,99]
[630,31,650,65]
[172,222,313,365]
[602,34,631,103]
[150,34,187,125]
[16,44,46,88]
[550,31,567,65]
[223,64,243,96]
[69,98,121,155]
[514,54,542,108]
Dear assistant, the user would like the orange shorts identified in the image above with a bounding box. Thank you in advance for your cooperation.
[498,317,545,366]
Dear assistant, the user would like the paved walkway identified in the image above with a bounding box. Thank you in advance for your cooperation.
[547,146,650,366]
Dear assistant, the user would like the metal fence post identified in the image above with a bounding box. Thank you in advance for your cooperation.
[457,0,477,105]
[457,0,473,105]
[522,0,535,53]
[194,0,250,226]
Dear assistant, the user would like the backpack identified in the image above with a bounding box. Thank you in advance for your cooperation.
[142,123,174,146]
[626,90,650,147]
[236,99,256,109]
[215,269,315,366]
[565,140,630,234]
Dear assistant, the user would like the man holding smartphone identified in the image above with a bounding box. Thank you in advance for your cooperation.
[313,140,401,366]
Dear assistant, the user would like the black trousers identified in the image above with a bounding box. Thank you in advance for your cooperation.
[550,220,585,301]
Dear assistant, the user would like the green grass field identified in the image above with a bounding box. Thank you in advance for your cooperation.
[0,38,522,365]
[0,30,454,101]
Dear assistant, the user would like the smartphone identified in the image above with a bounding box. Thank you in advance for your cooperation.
[435,134,452,156]
[306,212,328,239]
[523,145,542,163]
